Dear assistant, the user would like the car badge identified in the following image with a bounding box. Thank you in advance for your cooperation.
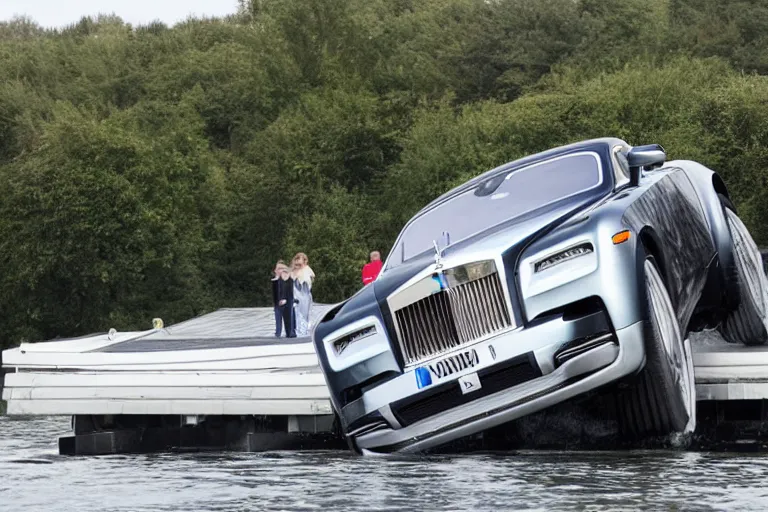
[432,240,443,269]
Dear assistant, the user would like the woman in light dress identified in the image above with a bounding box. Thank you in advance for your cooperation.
[291,252,315,336]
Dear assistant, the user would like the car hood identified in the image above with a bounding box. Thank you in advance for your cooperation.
[372,195,602,303]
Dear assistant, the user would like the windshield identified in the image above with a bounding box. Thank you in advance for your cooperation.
[387,152,603,268]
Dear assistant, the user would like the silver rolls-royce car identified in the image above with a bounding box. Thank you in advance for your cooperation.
[313,138,768,454]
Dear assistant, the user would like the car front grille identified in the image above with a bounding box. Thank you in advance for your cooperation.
[393,270,511,366]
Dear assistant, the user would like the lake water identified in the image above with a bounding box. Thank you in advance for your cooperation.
[2,416,768,511]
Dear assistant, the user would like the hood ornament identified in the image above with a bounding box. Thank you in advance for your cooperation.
[433,240,443,270]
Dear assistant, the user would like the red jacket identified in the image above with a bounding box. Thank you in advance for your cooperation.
[362,260,383,285]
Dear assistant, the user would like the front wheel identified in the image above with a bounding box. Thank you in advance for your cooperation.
[618,258,696,438]
[718,199,768,346]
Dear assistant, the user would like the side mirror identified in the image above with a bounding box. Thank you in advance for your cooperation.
[627,144,666,186]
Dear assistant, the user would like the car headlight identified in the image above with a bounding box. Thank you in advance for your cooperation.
[534,243,594,273]
[322,317,391,372]
[332,325,377,355]
[519,239,599,299]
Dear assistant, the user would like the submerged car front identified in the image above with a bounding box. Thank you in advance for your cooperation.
[313,141,649,453]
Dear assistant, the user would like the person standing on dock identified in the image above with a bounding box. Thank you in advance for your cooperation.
[271,261,296,338]
[362,250,383,285]
[291,252,315,337]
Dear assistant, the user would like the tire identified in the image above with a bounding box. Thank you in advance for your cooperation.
[618,258,696,437]
[718,197,768,346]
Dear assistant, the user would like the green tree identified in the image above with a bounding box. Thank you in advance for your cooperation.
[0,95,223,343]
[4,1,768,347]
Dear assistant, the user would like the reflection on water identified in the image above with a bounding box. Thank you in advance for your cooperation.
[2,416,768,511]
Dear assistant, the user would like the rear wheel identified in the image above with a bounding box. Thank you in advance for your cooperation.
[718,198,768,346]
[618,258,695,438]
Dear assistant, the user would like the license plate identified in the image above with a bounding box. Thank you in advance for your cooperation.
[428,348,480,380]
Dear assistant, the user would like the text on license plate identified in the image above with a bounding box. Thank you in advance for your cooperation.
[415,348,481,388]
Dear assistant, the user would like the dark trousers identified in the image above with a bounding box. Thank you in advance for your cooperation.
[275,304,295,338]
[274,306,282,337]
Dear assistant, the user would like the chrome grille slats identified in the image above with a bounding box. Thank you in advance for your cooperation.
[488,274,509,326]
[408,302,423,358]
[430,293,452,351]
[447,288,462,342]
[419,299,438,355]
[441,290,466,345]
[430,293,449,344]
[487,279,502,329]
[471,280,490,333]
[422,302,436,356]
[413,304,430,359]
[402,307,419,359]
[465,283,481,339]
[497,276,512,325]
[482,278,502,331]
[449,287,471,343]
[479,277,496,331]
[464,284,480,340]
[466,281,486,338]
[393,270,512,366]
[487,276,505,329]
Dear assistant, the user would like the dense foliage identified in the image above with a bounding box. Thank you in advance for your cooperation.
[2,0,768,346]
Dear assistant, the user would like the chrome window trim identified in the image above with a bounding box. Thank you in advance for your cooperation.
[503,151,603,188]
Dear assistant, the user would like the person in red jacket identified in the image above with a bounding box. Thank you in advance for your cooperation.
[362,251,383,285]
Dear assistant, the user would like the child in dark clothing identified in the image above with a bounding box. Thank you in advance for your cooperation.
[271,262,296,338]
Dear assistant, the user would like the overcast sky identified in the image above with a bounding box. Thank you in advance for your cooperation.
[0,0,239,29]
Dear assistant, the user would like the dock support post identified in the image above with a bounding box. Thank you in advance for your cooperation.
[59,429,143,456]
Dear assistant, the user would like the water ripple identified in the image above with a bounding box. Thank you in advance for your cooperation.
[2,417,768,511]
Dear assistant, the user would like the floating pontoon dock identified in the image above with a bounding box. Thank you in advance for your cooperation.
[4,305,768,454]
[1,306,342,454]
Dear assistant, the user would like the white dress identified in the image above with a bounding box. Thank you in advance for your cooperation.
[293,266,314,336]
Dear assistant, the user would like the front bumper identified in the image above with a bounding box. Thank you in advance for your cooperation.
[342,312,645,453]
